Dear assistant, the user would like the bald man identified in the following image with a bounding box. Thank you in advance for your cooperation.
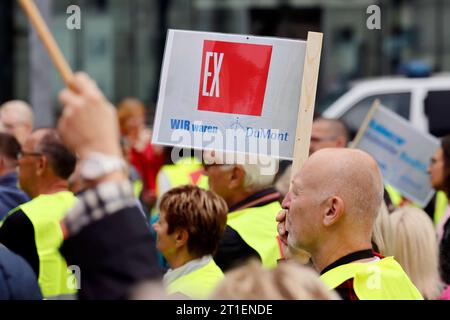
[277,148,422,300]
[0,100,34,146]
[309,117,349,155]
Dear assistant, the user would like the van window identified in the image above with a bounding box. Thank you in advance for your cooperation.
[424,90,450,137]
[340,93,411,137]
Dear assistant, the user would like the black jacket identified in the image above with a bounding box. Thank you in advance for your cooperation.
[213,188,280,272]
[440,217,450,284]
[59,183,163,299]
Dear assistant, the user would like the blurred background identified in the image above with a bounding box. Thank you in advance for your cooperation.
[1,0,450,133]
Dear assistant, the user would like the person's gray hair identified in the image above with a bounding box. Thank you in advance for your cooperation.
[206,151,278,191]
[241,162,277,191]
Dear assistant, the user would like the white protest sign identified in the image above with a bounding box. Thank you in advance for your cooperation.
[353,104,440,207]
[152,29,309,160]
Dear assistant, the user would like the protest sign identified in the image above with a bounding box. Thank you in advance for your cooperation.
[353,102,440,207]
[152,29,322,162]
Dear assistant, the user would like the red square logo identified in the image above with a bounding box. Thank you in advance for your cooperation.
[197,40,272,116]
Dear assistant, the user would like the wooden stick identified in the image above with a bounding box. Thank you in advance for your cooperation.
[18,0,73,86]
[290,32,323,180]
[350,99,381,148]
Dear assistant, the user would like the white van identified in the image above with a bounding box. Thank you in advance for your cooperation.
[322,74,450,138]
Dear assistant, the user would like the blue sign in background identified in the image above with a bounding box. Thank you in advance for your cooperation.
[355,106,440,207]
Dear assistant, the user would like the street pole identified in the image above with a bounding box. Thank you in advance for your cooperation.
[29,0,54,128]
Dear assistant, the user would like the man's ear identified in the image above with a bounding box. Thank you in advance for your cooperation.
[174,228,189,249]
[335,136,348,148]
[323,196,345,227]
[36,155,48,176]
[229,165,245,189]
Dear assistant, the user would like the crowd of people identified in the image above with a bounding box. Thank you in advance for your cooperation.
[0,72,449,300]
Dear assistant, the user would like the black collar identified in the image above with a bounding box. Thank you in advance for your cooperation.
[320,249,374,275]
[229,187,280,212]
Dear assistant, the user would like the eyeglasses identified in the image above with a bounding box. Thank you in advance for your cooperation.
[18,151,43,159]
[202,163,234,172]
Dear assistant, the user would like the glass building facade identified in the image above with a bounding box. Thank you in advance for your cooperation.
[2,0,450,126]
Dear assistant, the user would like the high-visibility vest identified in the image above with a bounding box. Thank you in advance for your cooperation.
[385,184,403,208]
[385,184,422,208]
[226,201,282,269]
[434,191,448,226]
[156,157,208,196]
[386,184,448,226]
[133,179,143,198]
[8,191,77,299]
[167,259,224,299]
[320,256,423,300]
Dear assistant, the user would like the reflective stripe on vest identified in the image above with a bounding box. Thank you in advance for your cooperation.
[320,256,423,300]
[226,201,282,269]
[434,191,448,225]
[167,259,224,299]
[16,191,77,298]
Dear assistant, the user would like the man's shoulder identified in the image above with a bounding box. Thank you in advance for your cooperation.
[221,225,245,244]
[0,244,31,269]
[0,184,29,199]
[214,225,261,272]
[0,245,42,300]
[21,191,75,208]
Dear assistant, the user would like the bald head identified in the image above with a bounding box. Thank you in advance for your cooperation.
[284,148,385,271]
[0,100,33,146]
[303,148,383,222]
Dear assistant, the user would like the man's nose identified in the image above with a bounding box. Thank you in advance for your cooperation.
[281,192,291,209]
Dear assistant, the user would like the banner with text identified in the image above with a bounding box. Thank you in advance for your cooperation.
[354,105,439,207]
[152,29,307,159]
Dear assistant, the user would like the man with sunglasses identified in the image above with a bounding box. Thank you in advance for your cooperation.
[0,128,77,299]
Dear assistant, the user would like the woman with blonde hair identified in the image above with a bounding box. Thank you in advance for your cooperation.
[372,201,394,257]
[390,206,443,299]
[210,259,339,300]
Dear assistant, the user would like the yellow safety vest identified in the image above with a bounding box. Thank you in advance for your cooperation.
[156,157,208,196]
[320,256,423,300]
[8,191,78,299]
[133,179,143,198]
[386,184,448,226]
[227,201,282,269]
[385,184,403,208]
[385,184,423,208]
[434,191,448,226]
[167,259,224,299]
